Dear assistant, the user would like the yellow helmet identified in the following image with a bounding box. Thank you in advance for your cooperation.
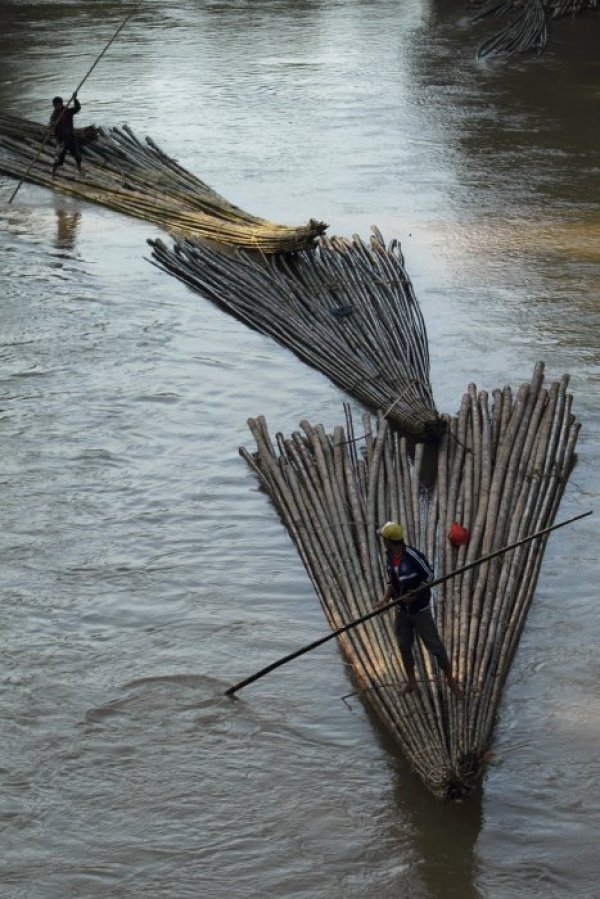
[378,521,405,542]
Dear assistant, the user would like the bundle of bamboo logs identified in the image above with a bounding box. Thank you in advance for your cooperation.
[470,0,597,56]
[149,228,441,439]
[239,362,579,798]
[0,114,326,252]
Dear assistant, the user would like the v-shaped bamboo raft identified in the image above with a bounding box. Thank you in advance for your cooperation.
[240,362,579,799]
[0,114,326,252]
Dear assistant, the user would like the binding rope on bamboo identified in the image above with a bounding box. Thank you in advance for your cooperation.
[0,114,326,252]
[233,362,582,799]
[470,0,597,57]
[149,227,441,438]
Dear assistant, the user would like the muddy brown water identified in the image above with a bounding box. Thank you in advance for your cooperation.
[1,2,599,897]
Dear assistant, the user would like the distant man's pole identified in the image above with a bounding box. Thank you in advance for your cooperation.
[225,509,592,697]
[8,1,141,204]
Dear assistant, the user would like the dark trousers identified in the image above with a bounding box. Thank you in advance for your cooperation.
[54,137,81,169]
[394,606,450,674]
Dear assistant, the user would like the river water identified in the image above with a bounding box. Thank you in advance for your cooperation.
[1,1,599,897]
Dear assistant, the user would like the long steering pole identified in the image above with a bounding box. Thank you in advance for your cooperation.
[8,1,142,204]
[225,509,592,697]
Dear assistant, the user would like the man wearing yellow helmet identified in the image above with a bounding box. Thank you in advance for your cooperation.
[376,521,462,698]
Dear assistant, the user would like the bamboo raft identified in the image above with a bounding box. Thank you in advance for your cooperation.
[470,0,598,57]
[0,114,326,252]
[240,362,579,799]
[149,228,441,439]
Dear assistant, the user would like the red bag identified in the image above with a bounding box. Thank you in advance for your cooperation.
[448,521,469,547]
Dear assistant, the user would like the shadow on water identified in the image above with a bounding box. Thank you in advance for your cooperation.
[356,688,485,899]
[54,207,80,250]
[390,753,484,899]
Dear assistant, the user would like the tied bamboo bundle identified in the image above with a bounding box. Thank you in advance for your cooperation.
[469,0,597,57]
[0,114,326,253]
[149,227,441,439]
[239,362,580,799]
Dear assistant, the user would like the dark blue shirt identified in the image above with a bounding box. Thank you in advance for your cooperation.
[386,544,434,613]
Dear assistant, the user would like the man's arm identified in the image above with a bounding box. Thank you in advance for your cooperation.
[72,96,81,115]
[401,586,425,605]
[374,583,392,610]
[376,580,424,608]
[405,547,433,581]
[402,547,434,604]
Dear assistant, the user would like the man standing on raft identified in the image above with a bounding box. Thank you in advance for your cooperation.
[50,93,82,177]
[376,521,463,698]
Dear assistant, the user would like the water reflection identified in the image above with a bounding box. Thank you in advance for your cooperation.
[390,756,484,899]
[54,207,80,250]
[363,701,484,898]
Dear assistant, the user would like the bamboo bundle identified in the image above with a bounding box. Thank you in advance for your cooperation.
[239,362,579,799]
[0,114,326,252]
[470,0,597,56]
[149,227,441,438]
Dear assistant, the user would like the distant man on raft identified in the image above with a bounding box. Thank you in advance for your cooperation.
[375,521,463,698]
[50,93,82,177]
